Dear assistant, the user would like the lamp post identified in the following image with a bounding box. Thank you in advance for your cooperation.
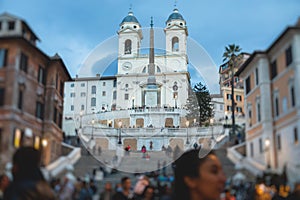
[91,119,95,140]
[132,96,135,109]
[210,118,214,140]
[224,111,228,126]
[118,121,122,144]
[186,120,190,144]
[265,138,271,169]
[80,111,83,129]
[41,138,48,166]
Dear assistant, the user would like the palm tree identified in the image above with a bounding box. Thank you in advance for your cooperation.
[222,44,242,140]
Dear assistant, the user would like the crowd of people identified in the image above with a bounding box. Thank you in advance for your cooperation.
[0,147,300,200]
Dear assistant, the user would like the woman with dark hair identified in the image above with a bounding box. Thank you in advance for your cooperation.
[4,146,57,200]
[173,149,226,200]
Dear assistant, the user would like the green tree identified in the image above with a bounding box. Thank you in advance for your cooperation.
[186,82,213,126]
[222,44,242,137]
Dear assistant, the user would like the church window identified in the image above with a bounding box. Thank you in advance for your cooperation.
[172,37,179,52]
[125,39,132,54]
[156,66,161,73]
[180,22,183,26]
[125,93,129,100]
[142,67,147,73]
[133,25,137,29]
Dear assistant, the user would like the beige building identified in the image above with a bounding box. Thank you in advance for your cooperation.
[0,13,71,168]
[236,19,300,183]
[219,53,250,124]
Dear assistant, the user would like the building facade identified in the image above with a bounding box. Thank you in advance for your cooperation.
[219,53,250,125]
[63,8,192,132]
[0,13,71,168]
[236,19,300,183]
[63,75,117,135]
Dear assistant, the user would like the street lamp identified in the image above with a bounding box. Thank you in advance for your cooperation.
[193,118,196,126]
[265,138,271,169]
[80,111,83,129]
[224,111,228,126]
[132,96,135,109]
[210,118,214,140]
[186,120,190,144]
[174,94,178,108]
[42,138,48,148]
[91,119,95,139]
[41,138,48,166]
[118,121,122,144]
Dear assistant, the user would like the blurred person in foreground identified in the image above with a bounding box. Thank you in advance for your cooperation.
[173,148,226,200]
[112,176,134,200]
[3,146,57,200]
[0,174,10,200]
[287,181,300,200]
[99,182,115,200]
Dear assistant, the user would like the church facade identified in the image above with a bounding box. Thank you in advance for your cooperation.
[115,8,190,128]
[63,8,192,131]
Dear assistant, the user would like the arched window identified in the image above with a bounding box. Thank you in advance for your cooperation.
[172,37,179,52]
[125,39,132,54]
[142,67,147,73]
[156,66,161,73]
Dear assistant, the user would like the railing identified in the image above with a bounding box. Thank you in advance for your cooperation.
[132,107,180,113]
[227,142,265,176]
[82,126,224,138]
[42,143,81,180]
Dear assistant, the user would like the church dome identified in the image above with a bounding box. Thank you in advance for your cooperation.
[166,8,184,23]
[121,11,140,25]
